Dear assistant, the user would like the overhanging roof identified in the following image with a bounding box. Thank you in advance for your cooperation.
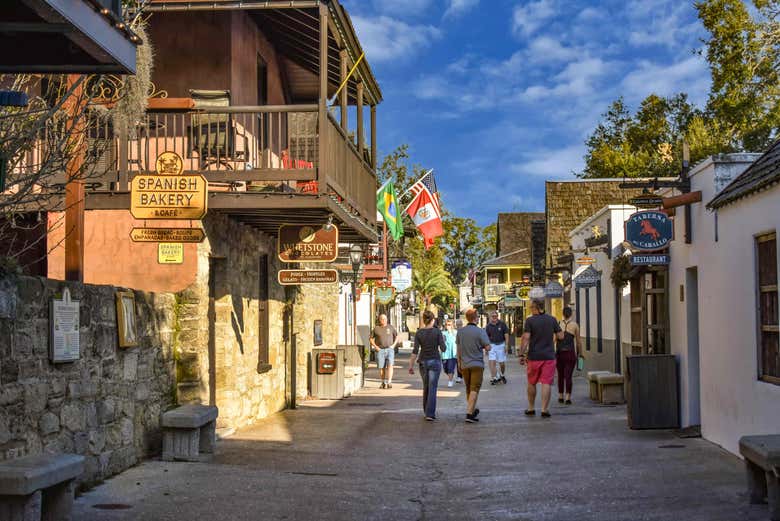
[0,0,138,73]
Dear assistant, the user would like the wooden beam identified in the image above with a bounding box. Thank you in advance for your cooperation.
[128,169,317,183]
[357,82,364,154]
[340,49,348,132]
[63,74,86,283]
[662,191,702,209]
[146,97,195,111]
[370,105,377,169]
[319,5,329,190]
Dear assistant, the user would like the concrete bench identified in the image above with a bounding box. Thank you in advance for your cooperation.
[739,435,780,520]
[0,454,84,521]
[596,373,625,405]
[162,404,219,462]
[586,371,611,401]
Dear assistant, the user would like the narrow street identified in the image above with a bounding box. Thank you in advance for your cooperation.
[74,349,762,521]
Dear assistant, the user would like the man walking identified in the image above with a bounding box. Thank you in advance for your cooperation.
[486,311,510,385]
[519,299,564,418]
[457,309,491,423]
[371,314,398,389]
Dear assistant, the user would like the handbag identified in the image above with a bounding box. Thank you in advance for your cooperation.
[576,356,585,371]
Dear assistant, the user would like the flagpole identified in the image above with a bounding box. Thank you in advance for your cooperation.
[376,178,392,194]
[399,169,433,201]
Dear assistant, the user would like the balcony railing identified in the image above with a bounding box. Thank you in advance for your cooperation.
[485,283,511,300]
[8,104,377,222]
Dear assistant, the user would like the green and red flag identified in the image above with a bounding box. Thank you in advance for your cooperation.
[377,180,404,241]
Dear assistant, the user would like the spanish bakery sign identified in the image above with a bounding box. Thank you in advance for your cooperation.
[278,224,338,263]
[624,210,673,252]
[130,151,208,220]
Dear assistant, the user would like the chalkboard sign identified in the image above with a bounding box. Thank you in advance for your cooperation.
[49,288,80,363]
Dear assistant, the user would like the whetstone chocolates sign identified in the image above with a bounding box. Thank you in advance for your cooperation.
[278,224,338,263]
[624,211,673,252]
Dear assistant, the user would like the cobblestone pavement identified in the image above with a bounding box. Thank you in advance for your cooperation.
[73,350,765,521]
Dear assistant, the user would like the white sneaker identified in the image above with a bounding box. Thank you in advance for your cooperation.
[448,381,454,387]
[455,377,462,383]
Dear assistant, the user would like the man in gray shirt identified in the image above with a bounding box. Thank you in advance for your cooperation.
[457,309,491,423]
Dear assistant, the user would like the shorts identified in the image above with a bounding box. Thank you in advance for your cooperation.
[442,358,458,375]
[488,343,506,363]
[462,366,484,393]
[376,347,394,369]
[527,359,556,385]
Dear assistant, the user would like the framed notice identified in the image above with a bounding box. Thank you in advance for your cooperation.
[49,288,80,363]
[313,319,323,346]
[116,290,138,348]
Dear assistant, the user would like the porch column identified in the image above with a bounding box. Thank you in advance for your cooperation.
[370,105,377,169]
[318,5,328,183]
[64,74,86,282]
[357,82,364,154]
[340,49,348,132]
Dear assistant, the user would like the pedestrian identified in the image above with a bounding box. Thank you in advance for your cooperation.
[457,308,491,423]
[454,318,464,383]
[519,299,564,418]
[409,310,447,421]
[370,314,398,389]
[486,311,510,385]
[556,307,582,405]
[441,318,458,387]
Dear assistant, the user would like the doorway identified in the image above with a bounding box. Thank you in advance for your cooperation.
[685,267,701,427]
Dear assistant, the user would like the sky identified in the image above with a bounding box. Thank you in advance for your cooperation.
[340,0,712,226]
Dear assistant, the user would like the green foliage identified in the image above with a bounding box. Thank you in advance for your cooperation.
[441,214,496,284]
[407,236,456,309]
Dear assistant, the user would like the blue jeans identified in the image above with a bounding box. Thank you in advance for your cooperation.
[420,358,442,418]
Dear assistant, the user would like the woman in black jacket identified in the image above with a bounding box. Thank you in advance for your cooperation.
[409,310,447,421]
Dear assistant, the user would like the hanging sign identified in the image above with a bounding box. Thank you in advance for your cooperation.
[544,280,564,298]
[130,227,205,243]
[130,151,208,220]
[158,243,184,264]
[630,253,670,266]
[625,211,673,252]
[574,265,601,288]
[503,296,523,308]
[629,195,664,209]
[375,286,396,305]
[529,286,545,299]
[390,260,412,292]
[278,224,338,263]
[516,286,530,300]
[49,288,80,363]
[278,269,339,285]
[576,256,596,265]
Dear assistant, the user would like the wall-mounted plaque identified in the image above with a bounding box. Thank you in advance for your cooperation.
[49,288,80,363]
[158,242,184,264]
[313,319,323,346]
[278,269,339,285]
[116,290,138,348]
[277,224,338,263]
[130,227,205,243]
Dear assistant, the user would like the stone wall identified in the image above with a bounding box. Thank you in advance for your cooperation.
[0,275,176,488]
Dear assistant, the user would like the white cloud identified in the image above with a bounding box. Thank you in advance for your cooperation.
[512,0,556,38]
[526,36,579,63]
[511,145,585,179]
[444,0,480,19]
[620,55,710,105]
[351,15,442,63]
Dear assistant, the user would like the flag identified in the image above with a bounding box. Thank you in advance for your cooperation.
[376,180,404,241]
[407,169,438,202]
[404,184,443,249]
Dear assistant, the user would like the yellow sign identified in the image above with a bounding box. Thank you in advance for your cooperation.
[158,243,183,264]
[130,227,205,243]
[130,174,208,219]
[155,151,184,175]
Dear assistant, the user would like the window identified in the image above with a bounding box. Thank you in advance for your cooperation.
[757,232,779,384]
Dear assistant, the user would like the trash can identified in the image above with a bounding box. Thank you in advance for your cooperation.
[312,348,345,399]
[626,354,679,429]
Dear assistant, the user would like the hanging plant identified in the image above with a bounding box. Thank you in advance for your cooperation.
[110,20,153,138]
[610,254,632,289]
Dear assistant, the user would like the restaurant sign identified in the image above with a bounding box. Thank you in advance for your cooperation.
[630,254,670,266]
[278,224,338,263]
[130,227,205,243]
[625,211,673,252]
[278,269,339,285]
[130,151,208,220]
[574,266,601,288]
[375,287,396,305]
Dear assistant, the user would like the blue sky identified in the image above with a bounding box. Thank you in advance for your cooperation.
[340,0,712,226]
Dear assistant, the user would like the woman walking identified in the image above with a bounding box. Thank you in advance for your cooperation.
[441,319,458,387]
[409,310,447,421]
[556,307,582,405]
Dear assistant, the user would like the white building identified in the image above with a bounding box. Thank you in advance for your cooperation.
[666,151,779,455]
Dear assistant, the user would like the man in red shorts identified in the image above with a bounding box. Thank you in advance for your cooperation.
[519,299,564,418]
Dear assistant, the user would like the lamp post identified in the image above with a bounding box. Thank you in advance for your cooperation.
[349,244,363,344]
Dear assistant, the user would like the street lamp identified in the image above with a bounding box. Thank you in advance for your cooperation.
[349,244,363,345]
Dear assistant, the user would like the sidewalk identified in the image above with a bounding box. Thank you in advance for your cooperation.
[73,350,764,520]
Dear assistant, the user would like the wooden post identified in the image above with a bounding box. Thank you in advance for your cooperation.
[339,49,348,133]
[356,82,364,154]
[370,105,377,169]
[318,5,329,185]
[63,74,87,282]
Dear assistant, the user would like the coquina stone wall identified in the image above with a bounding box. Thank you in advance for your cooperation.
[0,275,176,488]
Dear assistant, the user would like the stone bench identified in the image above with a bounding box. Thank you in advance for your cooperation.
[596,373,625,405]
[739,435,780,520]
[586,371,611,401]
[162,404,219,462]
[0,454,84,521]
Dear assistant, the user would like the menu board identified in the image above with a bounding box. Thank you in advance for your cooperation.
[49,288,80,363]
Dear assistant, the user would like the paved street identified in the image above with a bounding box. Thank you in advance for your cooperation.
[74,350,764,521]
